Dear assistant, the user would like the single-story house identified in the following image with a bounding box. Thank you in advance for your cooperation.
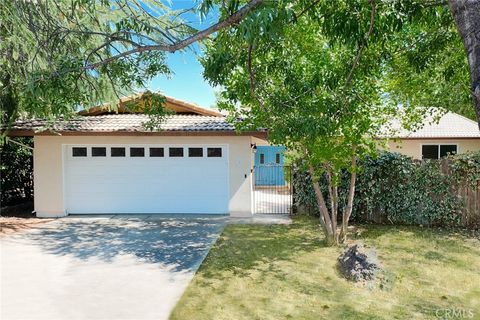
[383,111,480,159]
[7,94,266,218]
[5,93,480,218]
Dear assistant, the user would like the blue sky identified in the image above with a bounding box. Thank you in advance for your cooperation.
[147,1,218,108]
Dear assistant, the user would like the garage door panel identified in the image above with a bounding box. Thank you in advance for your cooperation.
[64,145,229,214]
[66,195,228,214]
[65,175,228,192]
[66,185,229,198]
[67,163,226,177]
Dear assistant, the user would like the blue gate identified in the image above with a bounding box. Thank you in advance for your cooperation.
[254,146,286,186]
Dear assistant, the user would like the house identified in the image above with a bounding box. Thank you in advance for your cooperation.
[5,93,480,218]
[382,111,480,159]
[7,94,266,218]
[253,110,480,165]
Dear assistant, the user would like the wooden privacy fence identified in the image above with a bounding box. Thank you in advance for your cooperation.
[455,180,480,227]
[440,159,480,228]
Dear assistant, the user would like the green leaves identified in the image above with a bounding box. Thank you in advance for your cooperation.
[382,3,473,120]
[294,151,480,228]
[203,4,389,176]
[202,0,474,181]
[0,0,187,125]
[0,137,33,206]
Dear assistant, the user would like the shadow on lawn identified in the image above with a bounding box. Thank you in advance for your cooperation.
[197,219,480,279]
[351,222,479,241]
[19,216,226,272]
[198,219,325,278]
[350,223,480,273]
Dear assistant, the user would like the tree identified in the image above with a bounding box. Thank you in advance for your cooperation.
[202,0,398,245]
[201,0,471,244]
[0,137,33,206]
[448,0,480,125]
[2,0,479,127]
[384,3,475,120]
[0,0,266,127]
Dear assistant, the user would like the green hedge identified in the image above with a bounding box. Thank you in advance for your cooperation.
[293,151,480,228]
[0,137,34,207]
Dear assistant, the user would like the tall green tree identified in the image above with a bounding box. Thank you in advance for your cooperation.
[202,0,390,245]
[2,0,479,125]
[201,0,470,244]
[384,3,475,120]
[448,0,480,123]
[0,0,265,127]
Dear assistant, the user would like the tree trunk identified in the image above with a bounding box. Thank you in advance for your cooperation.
[326,168,339,244]
[449,0,480,127]
[340,154,357,243]
[308,165,337,245]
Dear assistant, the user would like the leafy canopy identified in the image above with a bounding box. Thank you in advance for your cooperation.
[203,0,444,171]
[1,0,472,128]
[202,1,473,159]
[1,0,183,124]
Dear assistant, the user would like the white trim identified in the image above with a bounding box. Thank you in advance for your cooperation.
[61,144,68,216]
[36,211,67,218]
[420,143,459,159]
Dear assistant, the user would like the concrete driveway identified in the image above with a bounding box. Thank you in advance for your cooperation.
[0,215,226,320]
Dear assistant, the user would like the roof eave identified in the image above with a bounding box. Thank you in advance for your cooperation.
[3,129,267,139]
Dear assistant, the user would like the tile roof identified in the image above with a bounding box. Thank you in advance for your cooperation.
[381,111,480,139]
[7,110,479,138]
[10,114,236,132]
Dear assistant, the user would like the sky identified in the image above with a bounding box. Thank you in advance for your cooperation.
[146,1,219,109]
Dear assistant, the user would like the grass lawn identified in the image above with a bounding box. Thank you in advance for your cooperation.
[171,217,480,320]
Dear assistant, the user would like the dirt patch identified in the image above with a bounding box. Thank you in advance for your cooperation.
[0,202,52,235]
[0,217,53,235]
[338,243,381,282]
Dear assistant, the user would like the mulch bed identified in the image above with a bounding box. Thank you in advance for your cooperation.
[0,202,53,235]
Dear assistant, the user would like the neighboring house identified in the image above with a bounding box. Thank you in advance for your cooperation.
[383,111,480,159]
[5,93,480,218]
[255,111,480,162]
[7,94,265,218]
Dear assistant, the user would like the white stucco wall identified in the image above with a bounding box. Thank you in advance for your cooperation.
[33,135,254,217]
[387,139,480,159]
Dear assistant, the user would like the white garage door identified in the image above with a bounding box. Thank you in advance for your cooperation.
[64,144,229,214]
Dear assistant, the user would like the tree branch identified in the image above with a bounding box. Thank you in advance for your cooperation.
[81,0,265,71]
[345,0,376,87]
[294,0,321,20]
[248,43,255,95]
[340,146,357,243]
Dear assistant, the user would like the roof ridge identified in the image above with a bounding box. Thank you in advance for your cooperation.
[78,92,224,117]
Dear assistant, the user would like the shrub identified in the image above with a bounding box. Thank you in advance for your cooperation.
[293,151,480,228]
[0,137,33,207]
[292,165,350,216]
[354,153,461,226]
